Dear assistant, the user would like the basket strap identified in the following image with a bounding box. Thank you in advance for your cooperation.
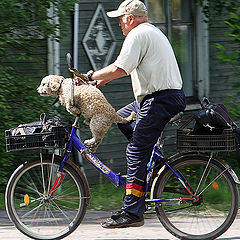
[40,113,46,124]
[204,104,233,129]
[19,128,26,135]
[179,115,195,129]
[213,104,234,124]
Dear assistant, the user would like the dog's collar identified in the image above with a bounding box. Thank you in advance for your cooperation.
[57,77,65,94]
[52,96,59,105]
[52,77,64,105]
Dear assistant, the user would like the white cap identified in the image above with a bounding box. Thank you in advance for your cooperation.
[107,0,147,18]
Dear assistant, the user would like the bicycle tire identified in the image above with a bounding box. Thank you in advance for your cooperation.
[152,155,239,240]
[5,155,88,240]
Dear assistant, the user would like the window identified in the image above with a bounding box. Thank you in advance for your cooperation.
[146,0,208,100]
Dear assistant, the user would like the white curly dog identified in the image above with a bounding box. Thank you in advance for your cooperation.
[37,75,135,152]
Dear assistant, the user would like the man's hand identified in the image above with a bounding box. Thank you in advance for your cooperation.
[92,64,127,87]
[96,80,107,88]
[74,74,97,86]
[74,65,127,87]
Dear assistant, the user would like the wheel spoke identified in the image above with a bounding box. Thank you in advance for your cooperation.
[195,153,213,194]
[198,168,228,196]
[40,152,46,195]
[21,202,44,219]
[49,200,71,221]
[154,157,238,239]
[24,172,44,197]
[6,156,87,239]
[47,154,56,194]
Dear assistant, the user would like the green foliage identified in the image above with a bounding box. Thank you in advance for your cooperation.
[0,0,76,193]
[197,1,240,172]
[88,180,125,210]
[199,1,240,67]
[215,6,240,67]
[0,193,4,209]
[216,6,240,119]
[199,1,240,119]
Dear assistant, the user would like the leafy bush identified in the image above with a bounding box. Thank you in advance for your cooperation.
[0,0,77,192]
[199,1,240,119]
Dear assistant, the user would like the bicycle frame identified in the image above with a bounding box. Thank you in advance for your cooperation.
[53,117,127,187]
[50,116,195,203]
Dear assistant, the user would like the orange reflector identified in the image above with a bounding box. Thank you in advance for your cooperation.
[24,194,30,206]
[212,182,219,190]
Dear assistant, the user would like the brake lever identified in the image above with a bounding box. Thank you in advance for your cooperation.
[88,80,97,86]
[68,65,98,86]
[69,68,84,78]
[68,68,89,85]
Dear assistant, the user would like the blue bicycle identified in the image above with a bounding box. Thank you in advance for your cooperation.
[5,55,240,240]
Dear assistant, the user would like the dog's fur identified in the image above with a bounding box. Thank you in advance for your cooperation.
[37,75,135,152]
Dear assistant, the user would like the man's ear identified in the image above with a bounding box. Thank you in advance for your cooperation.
[129,14,135,25]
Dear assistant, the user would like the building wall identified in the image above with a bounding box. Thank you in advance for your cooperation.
[59,1,134,182]
[209,20,240,104]
[59,1,240,183]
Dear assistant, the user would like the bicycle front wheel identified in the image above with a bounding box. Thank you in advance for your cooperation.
[5,155,88,240]
[152,155,239,240]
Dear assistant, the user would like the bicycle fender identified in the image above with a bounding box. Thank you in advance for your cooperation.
[193,154,240,185]
[168,152,240,185]
[222,162,240,184]
[207,155,240,185]
[150,165,166,199]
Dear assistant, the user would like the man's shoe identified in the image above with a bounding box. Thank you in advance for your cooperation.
[110,210,123,220]
[101,211,144,228]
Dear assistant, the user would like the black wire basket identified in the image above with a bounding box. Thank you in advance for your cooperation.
[177,128,236,152]
[5,126,68,152]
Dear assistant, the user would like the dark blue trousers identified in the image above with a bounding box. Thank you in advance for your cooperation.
[117,89,186,218]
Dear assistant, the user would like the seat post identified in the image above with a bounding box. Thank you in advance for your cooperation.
[73,116,80,128]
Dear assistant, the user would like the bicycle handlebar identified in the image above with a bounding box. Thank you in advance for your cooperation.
[67,53,97,86]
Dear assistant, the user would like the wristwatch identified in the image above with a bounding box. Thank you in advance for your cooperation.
[87,70,94,81]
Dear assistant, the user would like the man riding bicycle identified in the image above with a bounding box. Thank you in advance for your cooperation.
[82,0,186,228]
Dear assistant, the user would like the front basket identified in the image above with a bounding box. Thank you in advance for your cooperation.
[5,126,68,152]
[177,128,236,152]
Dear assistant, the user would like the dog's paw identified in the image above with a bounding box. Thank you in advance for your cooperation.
[87,146,98,153]
[84,139,99,152]
[66,105,81,116]
[130,111,136,120]
[125,111,136,122]
[83,118,90,125]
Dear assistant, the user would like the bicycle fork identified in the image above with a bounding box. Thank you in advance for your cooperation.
[48,171,66,196]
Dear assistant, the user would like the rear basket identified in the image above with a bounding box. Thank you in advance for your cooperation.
[5,126,68,152]
[177,128,236,152]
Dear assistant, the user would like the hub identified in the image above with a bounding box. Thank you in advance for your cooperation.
[192,195,203,206]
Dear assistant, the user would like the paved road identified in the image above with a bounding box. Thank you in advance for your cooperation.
[0,210,240,240]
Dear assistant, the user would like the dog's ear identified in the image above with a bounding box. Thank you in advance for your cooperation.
[49,76,62,92]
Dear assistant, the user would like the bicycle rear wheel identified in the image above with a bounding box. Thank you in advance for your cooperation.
[5,154,88,240]
[152,155,239,240]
